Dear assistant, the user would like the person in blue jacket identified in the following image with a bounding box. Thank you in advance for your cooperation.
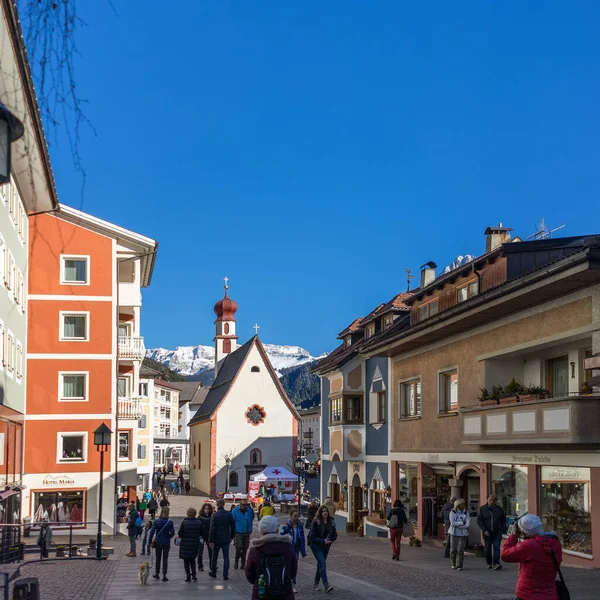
[149,506,176,581]
[231,498,253,570]
[208,498,235,580]
[281,509,307,593]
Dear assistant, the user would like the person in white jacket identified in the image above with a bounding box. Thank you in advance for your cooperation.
[448,499,470,571]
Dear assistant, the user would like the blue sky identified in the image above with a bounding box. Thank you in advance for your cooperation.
[44,1,600,355]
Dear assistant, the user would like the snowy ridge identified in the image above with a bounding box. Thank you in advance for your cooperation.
[146,343,327,378]
[442,255,476,274]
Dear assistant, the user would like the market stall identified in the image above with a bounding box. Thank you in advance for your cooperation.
[249,467,298,504]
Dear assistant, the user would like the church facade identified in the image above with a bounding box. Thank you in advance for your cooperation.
[188,283,299,496]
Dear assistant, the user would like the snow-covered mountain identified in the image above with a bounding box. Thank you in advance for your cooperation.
[146,343,327,381]
[442,255,476,274]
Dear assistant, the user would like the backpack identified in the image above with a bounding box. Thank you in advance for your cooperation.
[135,516,143,529]
[261,553,290,598]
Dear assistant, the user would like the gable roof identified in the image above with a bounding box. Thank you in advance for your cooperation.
[154,379,183,391]
[188,336,299,425]
[176,381,210,405]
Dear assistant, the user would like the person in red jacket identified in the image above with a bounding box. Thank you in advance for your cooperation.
[500,513,562,600]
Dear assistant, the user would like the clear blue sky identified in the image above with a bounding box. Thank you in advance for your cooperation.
[45,1,600,356]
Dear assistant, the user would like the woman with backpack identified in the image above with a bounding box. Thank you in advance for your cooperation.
[245,515,297,600]
[387,499,407,560]
[177,507,203,582]
[449,499,470,571]
[197,502,214,572]
[309,505,337,593]
[149,506,176,581]
[281,509,307,593]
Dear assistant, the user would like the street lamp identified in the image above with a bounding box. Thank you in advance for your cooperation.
[294,456,304,515]
[225,456,232,493]
[0,103,24,184]
[94,422,112,560]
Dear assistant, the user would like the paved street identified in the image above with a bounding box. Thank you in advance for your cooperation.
[9,493,600,599]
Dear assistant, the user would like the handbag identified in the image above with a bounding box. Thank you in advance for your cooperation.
[550,547,570,600]
[386,514,399,529]
[402,511,415,537]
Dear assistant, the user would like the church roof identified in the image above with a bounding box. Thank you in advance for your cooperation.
[189,336,299,425]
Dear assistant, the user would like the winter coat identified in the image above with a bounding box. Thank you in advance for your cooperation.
[386,507,407,529]
[198,515,212,542]
[281,520,307,557]
[441,502,454,529]
[323,498,336,516]
[477,504,507,536]
[159,498,169,508]
[232,506,253,534]
[208,508,235,546]
[147,498,158,512]
[177,517,203,560]
[149,517,175,547]
[309,518,338,550]
[245,533,297,600]
[127,508,140,535]
[501,534,562,600]
[305,505,319,529]
[448,509,470,537]
[259,505,275,520]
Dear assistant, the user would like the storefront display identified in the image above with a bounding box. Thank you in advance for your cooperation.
[32,490,85,527]
[540,466,592,556]
[492,464,528,530]
[397,464,418,525]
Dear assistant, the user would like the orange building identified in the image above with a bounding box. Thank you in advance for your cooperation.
[24,205,157,533]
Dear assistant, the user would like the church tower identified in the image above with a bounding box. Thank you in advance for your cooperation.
[213,278,239,376]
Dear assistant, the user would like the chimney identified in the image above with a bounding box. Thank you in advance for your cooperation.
[420,261,437,288]
[484,223,513,253]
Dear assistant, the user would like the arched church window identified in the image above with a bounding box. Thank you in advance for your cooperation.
[251,366,260,373]
[250,448,262,465]
[224,323,230,334]
[229,471,239,487]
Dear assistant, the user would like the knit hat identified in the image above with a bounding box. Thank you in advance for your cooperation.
[258,515,279,535]
[519,514,544,536]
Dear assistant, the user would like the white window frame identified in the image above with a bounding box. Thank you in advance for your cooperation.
[59,311,90,341]
[0,234,5,288]
[399,377,422,418]
[6,251,14,294]
[15,341,23,383]
[0,321,4,372]
[118,430,132,462]
[58,371,89,402]
[57,432,88,463]
[5,330,14,378]
[0,183,6,205]
[118,375,131,399]
[60,255,90,286]
[438,366,459,414]
[8,185,16,227]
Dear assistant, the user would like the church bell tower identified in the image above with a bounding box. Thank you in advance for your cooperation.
[213,277,239,377]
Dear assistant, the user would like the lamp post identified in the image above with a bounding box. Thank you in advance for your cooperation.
[0,103,24,184]
[94,423,112,560]
[225,457,232,494]
[294,456,304,515]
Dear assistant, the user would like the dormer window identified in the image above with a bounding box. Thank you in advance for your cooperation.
[417,298,439,322]
[382,315,394,330]
[457,280,478,303]
[365,324,375,339]
[345,336,352,349]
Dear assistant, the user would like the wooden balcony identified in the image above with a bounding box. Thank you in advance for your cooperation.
[117,397,144,420]
[461,394,600,445]
[118,336,145,360]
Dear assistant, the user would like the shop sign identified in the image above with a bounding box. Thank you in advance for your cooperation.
[511,454,551,465]
[543,467,587,481]
[42,475,76,487]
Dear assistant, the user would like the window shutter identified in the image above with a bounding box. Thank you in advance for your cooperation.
[138,444,146,460]
[138,415,147,429]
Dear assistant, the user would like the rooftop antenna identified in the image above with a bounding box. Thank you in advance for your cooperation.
[527,217,566,240]
[405,268,415,292]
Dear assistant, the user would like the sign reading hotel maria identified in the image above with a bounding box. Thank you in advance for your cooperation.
[42,475,76,487]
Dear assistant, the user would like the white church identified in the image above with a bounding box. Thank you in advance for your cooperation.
[188,282,300,496]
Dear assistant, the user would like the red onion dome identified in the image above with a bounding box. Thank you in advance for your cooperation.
[214,287,238,322]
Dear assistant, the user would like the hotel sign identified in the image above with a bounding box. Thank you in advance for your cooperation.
[42,475,76,487]
[511,454,552,464]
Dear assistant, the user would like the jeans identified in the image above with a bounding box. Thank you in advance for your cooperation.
[450,535,467,568]
[211,543,231,578]
[129,534,136,554]
[484,533,502,566]
[234,533,250,566]
[444,530,451,558]
[389,527,403,557]
[292,548,299,585]
[183,558,197,578]
[311,546,330,586]
[155,544,170,575]
[198,542,213,570]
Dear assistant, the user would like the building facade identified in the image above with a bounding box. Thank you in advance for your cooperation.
[298,407,321,458]
[24,205,157,533]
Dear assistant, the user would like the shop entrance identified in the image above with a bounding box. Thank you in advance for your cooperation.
[460,468,481,546]
[351,474,363,528]
[422,470,452,539]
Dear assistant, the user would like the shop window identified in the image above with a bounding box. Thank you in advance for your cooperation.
[397,464,418,525]
[229,472,239,487]
[32,490,84,526]
[118,431,131,461]
[540,466,592,556]
[439,369,458,413]
[371,479,385,515]
[545,355,569,397]
[58,433,86,462]
[491,464,529,525]
[400,379,421,417]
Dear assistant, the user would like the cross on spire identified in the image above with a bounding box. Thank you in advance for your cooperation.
[224,276,229,289]
[253,324,260,336]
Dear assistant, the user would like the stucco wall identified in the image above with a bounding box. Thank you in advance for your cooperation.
[190,421,211,494]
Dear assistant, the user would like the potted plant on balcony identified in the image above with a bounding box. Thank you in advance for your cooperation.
[526,385,550,400]
[500,378,525,403]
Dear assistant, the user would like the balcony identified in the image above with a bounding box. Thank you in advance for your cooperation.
[118,397,144,420]
[303,431,314,439]
[462,394,600,445]
[118,336,145,360]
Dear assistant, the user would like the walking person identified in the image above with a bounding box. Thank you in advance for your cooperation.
[305,500,319,529]
[442,496,456,559]
[159,494,170,508]
[141,519,153,556]
[178,507,203,582]
[245,515,297,600]
[149,506,175,581]
[386,499,407,560]
[449,499,470,571]
[500,513,563,600]
[138,496,147,520]
[323,496,337,516]
[310,504,337,593]
[281,509,306,593]
[126,502,141,557]
[477,494,507,570]
[198,502,214,572]
[208,498,235,580]
[259,499,275,520]
[185,479,191,495]
[232,498,253,570]
[147,495,158,520]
